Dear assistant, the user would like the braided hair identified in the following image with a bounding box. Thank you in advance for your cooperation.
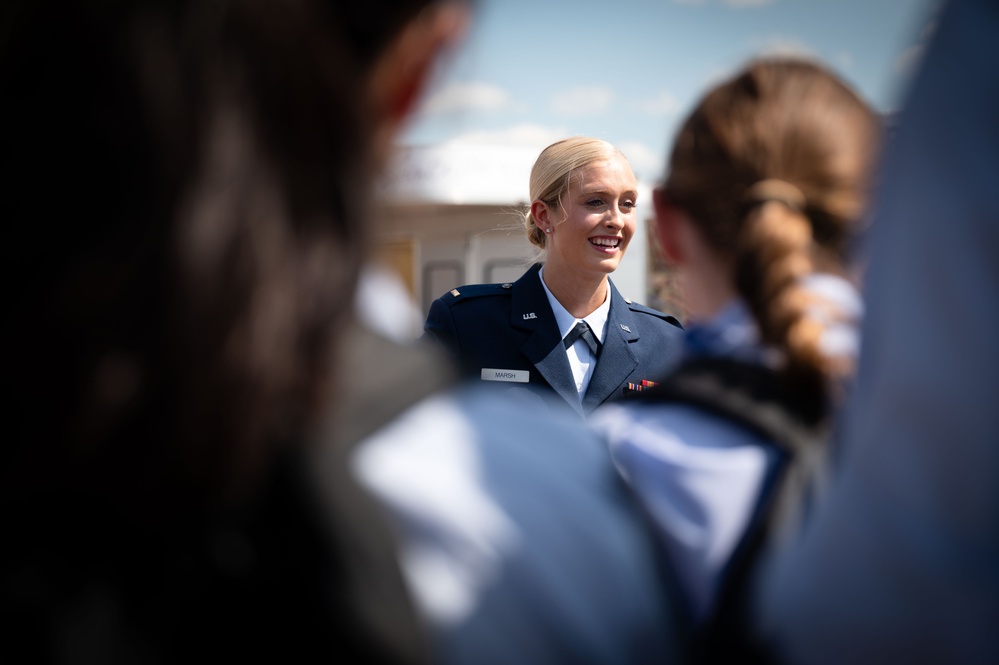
[662,58,879,402]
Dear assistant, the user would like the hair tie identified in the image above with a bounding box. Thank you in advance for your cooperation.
[745,179,806,212]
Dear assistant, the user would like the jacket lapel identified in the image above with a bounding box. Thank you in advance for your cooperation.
[511,264,584,417]
[582,281,639,412]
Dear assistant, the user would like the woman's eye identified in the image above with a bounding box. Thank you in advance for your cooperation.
[621,200,636,210]
[586,199,604,207]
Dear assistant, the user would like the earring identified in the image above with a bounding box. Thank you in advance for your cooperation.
[544,228,551,233]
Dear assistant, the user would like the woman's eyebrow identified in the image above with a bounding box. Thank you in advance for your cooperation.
[578,187,638,198]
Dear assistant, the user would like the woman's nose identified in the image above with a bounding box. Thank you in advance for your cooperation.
[605,206,626,229]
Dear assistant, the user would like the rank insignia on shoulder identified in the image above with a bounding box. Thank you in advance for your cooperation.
[450,289,460,297]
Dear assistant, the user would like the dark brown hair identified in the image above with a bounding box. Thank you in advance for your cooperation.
[662,57,879,401]
[2,0,441,506]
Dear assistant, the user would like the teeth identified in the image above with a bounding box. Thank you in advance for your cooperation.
[591,238,620,247]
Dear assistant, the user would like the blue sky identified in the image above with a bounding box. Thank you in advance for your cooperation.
[401,0,941,182]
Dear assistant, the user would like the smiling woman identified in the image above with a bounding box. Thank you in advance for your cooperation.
[422,137,685,418]
[532,148,638,302]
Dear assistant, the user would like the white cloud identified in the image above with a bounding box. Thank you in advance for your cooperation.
[637,90,682,115]
[617,141,665,181]
[551,86,615,116]
[749,35,818,59]
[420,82,514,114]
[448,123,570,151]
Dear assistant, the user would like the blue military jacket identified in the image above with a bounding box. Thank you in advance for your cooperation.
[423,263,685,417]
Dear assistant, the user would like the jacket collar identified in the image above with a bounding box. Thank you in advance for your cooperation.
[510,264,640,415]
[582,283,640,412]
[510,264,582,416]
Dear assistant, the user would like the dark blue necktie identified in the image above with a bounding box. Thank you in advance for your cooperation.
[563,320,601,358]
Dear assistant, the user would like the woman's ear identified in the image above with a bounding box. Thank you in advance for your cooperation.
[654,187,684,264]
[531,200,552,232]
[366,2,470,164]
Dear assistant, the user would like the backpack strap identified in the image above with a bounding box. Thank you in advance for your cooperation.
[634,357,825,452]
[630,357,830,663]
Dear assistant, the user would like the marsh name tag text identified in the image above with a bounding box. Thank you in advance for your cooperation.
[481,368,530,383]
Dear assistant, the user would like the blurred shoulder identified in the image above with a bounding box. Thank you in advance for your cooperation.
[354,383,682,662]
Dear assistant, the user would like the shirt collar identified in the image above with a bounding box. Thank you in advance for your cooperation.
[683,299,761,360]
[683,273,862,366]
[538,265,611,342]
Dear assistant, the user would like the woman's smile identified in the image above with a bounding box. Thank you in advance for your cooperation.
[589,236,623,252]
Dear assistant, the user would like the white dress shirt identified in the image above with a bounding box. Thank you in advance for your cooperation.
[538,266,611,400]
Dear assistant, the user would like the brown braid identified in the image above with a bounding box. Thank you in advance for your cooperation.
[736,199,827,393]
[663,57,879,403]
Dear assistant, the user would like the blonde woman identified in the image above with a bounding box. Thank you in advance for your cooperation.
[424,137,684,417]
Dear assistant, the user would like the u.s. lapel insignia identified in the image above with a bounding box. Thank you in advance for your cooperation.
[523,312,537,320]
[620,324,632,333]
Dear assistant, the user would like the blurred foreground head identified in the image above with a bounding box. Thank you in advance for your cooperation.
[657,58,879,402]
[2,0,467,501]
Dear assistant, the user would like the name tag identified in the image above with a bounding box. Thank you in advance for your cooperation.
[481,368,530,383]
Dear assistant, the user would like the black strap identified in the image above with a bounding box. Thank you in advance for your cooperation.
[630,357,830,663]
[633,357,824,452]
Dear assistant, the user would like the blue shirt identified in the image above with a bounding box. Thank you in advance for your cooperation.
[591,300,779,621]
[592,275,860,622]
